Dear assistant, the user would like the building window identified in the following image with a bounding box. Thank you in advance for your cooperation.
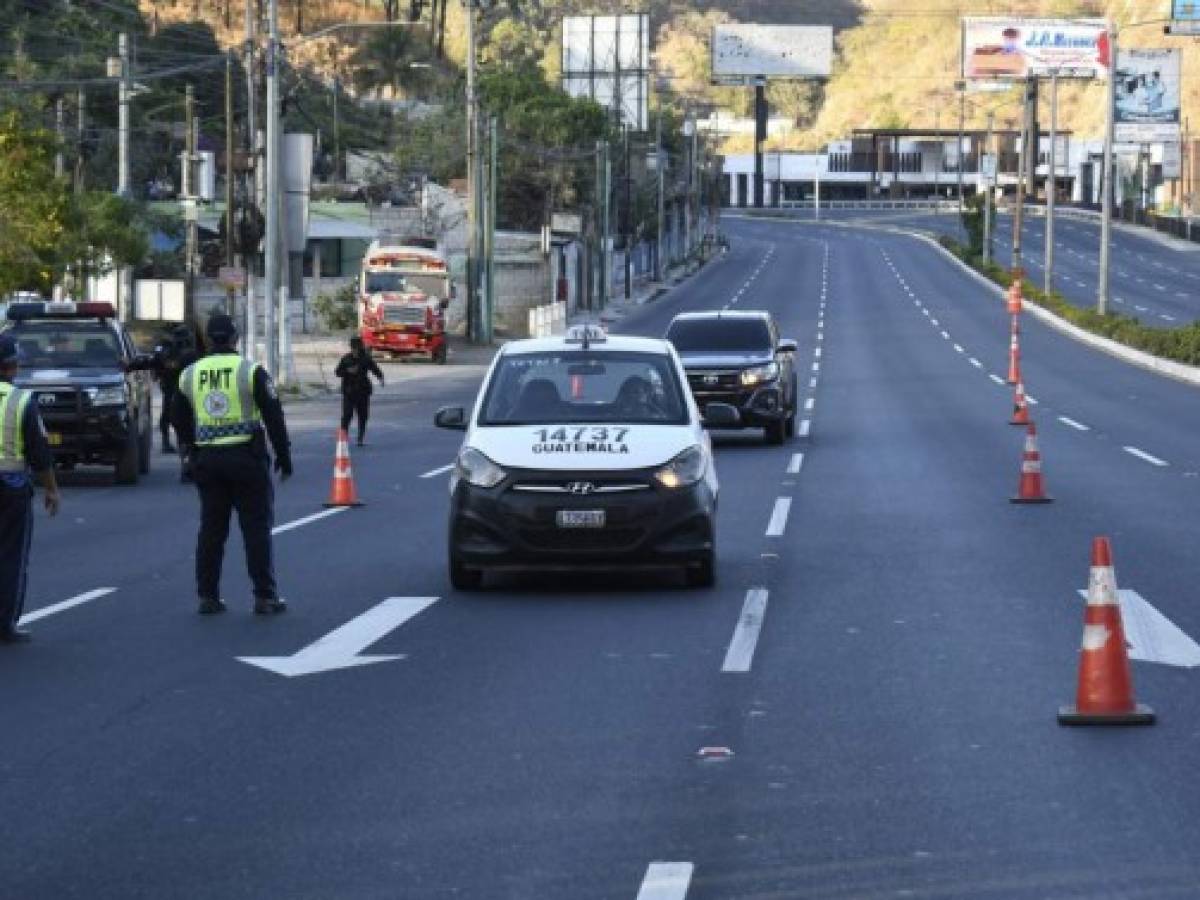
[303,240,342,277]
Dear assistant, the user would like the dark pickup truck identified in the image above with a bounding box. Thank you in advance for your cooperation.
[4,300,155,484]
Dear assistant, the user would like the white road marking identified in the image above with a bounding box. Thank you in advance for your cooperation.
[272,507,350,535]
[1134,305,1148,312]
[1075,589,1200,668]
[1154,284,1167,291]
[811,362,820,373]
[787,452,804,475]
[1025,395,1039,405]
[930,318,939,326]
[940,330,950,339]
[1176,292,1188,299]
[808,377,818,389]
[953,343,964,353]
[799,419,811,437]
[814,347,822,358]
[1124,446,1168,467]
[969,358,983,368]
[765,498,792,537]
[989,373,1005,385]
[420,463,455,479]
[1113,296,1126,304]
[19,587,117,625]
[804,398,815,411]
[721,588,770,674]
[238,596,439,677]
[1160,314,1176,322]
[637,863,694,900]
[1057,416,1089,431]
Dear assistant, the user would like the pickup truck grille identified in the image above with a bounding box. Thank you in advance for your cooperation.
[686,370,741,392]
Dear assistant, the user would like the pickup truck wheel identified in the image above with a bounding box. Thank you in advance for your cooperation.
[138,412,152,474]
[449,555,483,591]
[115,423,140,485]
[765,419,786,445]
[685,551,715,588]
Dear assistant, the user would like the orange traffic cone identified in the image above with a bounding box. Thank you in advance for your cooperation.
[1007,281,1023,316]
[323,429,364,508]
[1058,537,1155,725]
[1009,381,1030,426]
[1006,332,1021,385]
[1010,422,1052,503]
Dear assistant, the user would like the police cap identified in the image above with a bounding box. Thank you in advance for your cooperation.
[206,314,239,345]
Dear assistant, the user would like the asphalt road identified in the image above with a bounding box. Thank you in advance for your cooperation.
[806,206,1200,327]
[5,215,1200,898]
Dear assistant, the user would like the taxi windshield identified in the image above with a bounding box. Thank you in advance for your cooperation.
[7,321,121,368]
[480,350,687,426]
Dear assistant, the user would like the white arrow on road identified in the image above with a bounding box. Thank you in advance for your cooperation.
[1075,589,1200,669]
[238,596,439,677]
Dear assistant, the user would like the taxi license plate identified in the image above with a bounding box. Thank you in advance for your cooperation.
[556,510,605,529]
[46,432,62,447]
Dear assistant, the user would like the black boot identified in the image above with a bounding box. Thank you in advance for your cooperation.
[197,597,226,615]
[253,596,287,615]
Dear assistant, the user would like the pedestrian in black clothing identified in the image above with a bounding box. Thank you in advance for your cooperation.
[153,324,199,454]
[171,315,292,616]
[0,335,61,644]
[335,336,384,446]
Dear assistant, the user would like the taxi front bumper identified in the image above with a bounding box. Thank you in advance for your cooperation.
[448,469,715,571]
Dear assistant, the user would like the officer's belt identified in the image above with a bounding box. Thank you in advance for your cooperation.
[195,421,259,443]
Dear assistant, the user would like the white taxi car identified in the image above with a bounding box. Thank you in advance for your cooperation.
[434,326,738,589]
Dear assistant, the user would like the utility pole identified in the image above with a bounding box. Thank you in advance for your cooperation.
[225,52,236,314]
[184,83,197,322]
[332,76,341,182]
[1012,77,1033,269]
[594,139,604,310]
[753,77,766,208]
[602,139,611,307]
[654,109,664,282]
[983,111,994,265]
[956,80,966,211]
[1097,27,1117,316]
[623,126,632,300]
[244,0,257,359]
[117,34,130,199]
[54,97,65,179]
[74,89,86,194]
[1044,70,1058,297]
[485,115,497,344]
[263,0,280,376]
[464,0,483,342]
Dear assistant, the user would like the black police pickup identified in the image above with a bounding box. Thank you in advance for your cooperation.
[3,300,155,483]
[665,310,798,445]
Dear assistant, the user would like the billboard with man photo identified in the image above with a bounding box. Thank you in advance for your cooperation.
[1114,48,1182,144]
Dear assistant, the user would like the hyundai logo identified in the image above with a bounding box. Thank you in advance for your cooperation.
[37,394,55,407]
[702,375,719,386]
[565,481,596,495]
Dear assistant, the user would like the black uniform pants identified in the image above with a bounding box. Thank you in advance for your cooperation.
[160,383,177,445]
[192,445,277,601]
[0,484,34,629]
[340,392,370,441]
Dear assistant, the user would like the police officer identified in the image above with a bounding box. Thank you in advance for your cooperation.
[172,315,292,616]
[334,336,384,446]
[0,335,61,643]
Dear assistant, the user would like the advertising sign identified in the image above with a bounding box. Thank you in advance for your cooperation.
[1114,48,1182,143]
[711,25,833,84]
[961,18,1109,80]
[561,15,649,131]
[1163,141,1182,180]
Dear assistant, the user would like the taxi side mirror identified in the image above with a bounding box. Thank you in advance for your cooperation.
[777,339,798,355]
[435,406,467,431]
[703,402,740,427]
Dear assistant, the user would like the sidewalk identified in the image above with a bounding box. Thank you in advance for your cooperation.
[570,253,719,331]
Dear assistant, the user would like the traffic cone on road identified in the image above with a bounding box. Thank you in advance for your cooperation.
[1009,381,1030,426]
[1010,422,1052,503]
[1006,332,1022,385]
[1007,280,1023,316]
[323,429,364,508]
[1058,537,1155,726]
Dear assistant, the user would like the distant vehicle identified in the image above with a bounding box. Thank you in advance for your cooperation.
[358,238,452,363]
[666,310,798,445]
[433,325,739,589]
[2,300,156,484]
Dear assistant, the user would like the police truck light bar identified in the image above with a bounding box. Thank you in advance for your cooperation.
[5,300,116,320]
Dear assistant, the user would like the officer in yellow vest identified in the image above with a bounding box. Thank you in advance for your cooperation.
[172,315,292,615]
[0,334,61,643]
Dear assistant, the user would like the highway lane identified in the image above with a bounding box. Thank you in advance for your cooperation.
[5,216,1200,897]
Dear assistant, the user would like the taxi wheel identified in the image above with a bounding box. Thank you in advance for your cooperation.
[449,556,483,591]
[685,552,715,589]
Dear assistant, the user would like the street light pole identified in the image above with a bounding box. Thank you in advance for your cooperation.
[655,106,664,282]
[957,80,966,210]
[1098,27,1117,316]
[464,0,482,342]
[263,0,279,376]
[1045,70,1058,297]
[983,111,994,265]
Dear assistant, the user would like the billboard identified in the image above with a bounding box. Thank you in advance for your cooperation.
[961,18,1109,80]
[710,25,833,84]
[561,14,649,131]
[1114,48,1182,144]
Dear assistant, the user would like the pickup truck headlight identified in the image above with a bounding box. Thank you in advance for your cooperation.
[740,362,780,387]
[88,385,127,406]
[654,445,706,489]
[454,447,506,489]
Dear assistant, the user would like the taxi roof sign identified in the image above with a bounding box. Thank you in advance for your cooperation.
[564,324,607,348]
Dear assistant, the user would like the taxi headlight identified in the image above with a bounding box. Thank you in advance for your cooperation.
[454,447,506,489]
[88,385,127,406]
[654,445,705,489]
[740,362,780,387]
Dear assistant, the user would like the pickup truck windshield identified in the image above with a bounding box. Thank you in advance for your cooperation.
[481,351,687,426]
[666,318,771,352]
[7,321,122,368]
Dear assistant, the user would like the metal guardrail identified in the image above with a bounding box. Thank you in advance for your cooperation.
[739,199,962,212]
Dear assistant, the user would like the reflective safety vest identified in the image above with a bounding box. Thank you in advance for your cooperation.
[180,354,262,446]
[0,382,31,472]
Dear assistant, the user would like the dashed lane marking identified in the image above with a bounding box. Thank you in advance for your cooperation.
[1124,446,1169,467]
[989,374,1005,385]
[273,507,350,535]
[19,588,117,626]
[637,863,694,900]
[969,358,983,368]
[420,463,455,479]
[721,588,770,674]
[799,419,811,437]
[787,452,804,475]
[1057,416,1089,431]
[953,343,964,353]
[804,398,815,411]
[940,331,951,340]
[765,498,792,537]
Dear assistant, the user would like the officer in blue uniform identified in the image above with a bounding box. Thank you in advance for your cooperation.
[0,335,61,643]
[172,315,292,616]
